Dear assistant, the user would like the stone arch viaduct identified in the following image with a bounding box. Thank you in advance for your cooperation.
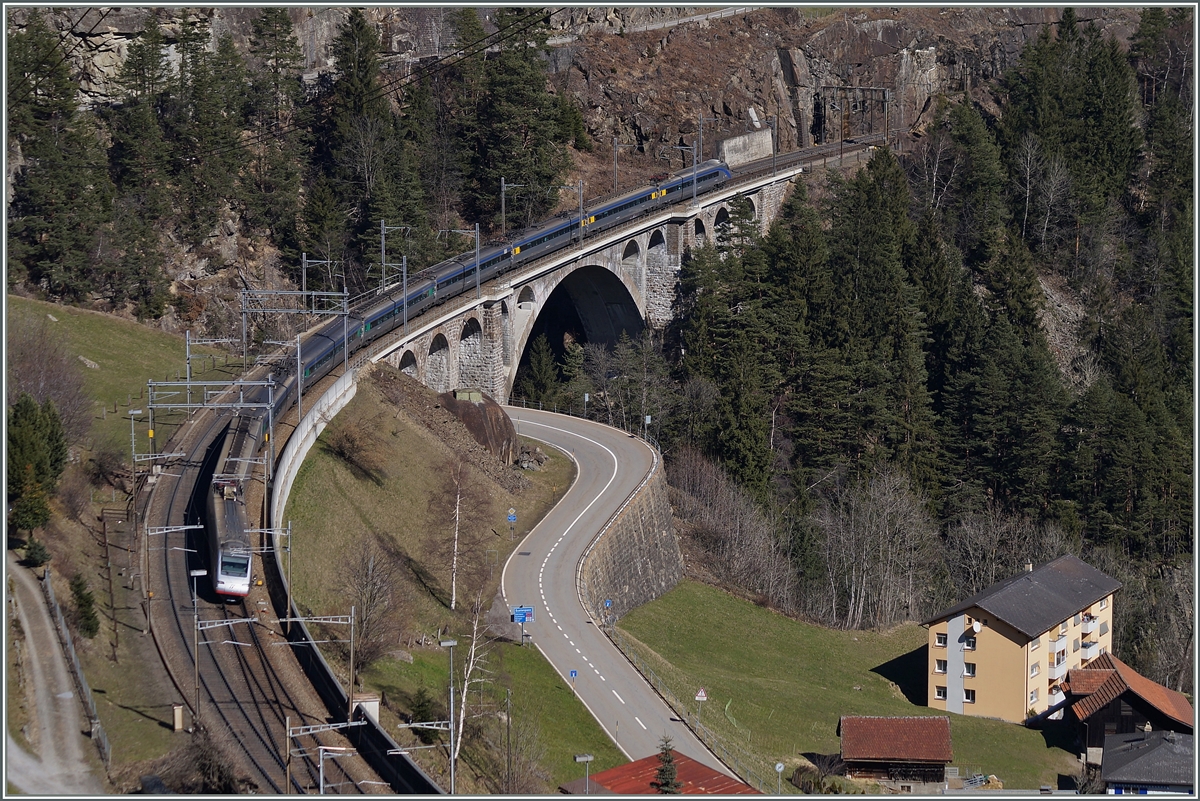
[368,162,803,403]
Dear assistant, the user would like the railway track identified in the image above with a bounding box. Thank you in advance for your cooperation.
[145,398,383,793]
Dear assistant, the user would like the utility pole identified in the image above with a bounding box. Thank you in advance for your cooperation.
[501,178,524,238]
[673,143,698,205]
[380,220,410,294]
[766,116,778,177]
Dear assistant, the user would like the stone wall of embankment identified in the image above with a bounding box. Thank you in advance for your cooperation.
[578,463,682,625]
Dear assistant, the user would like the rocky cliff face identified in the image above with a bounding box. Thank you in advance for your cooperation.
[14,6,1139,131]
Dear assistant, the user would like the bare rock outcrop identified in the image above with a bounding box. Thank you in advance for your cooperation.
[437,390,520,466]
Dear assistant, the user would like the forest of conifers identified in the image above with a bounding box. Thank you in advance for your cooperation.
[6,8,1193,692]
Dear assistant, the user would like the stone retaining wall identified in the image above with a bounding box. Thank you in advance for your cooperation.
[578,462,682,624]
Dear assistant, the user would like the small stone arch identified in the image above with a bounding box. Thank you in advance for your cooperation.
[517,285,535,309]
[621,239,640,268]
[648,229,667,253]
[713,206,731,239]
[427,333,452,393]
[398,350,417,377]
[459,317,487,390]
[693,218,707,246]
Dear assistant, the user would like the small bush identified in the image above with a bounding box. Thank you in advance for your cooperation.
[23,537,51,567]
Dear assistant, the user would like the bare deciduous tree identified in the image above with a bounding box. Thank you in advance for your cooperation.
[426,456,493,610]
[813,466,937,630]
[322,412,386,483]
[669,447,797,613]
[1013,132,1042,241]
[339,536,402,674]
[452,592,494,770]
[6,307,91,443]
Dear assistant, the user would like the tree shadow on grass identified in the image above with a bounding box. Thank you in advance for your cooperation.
[871,644,928,706]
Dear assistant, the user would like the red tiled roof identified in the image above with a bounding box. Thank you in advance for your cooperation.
[838,716,952,763]
[559,751,761,794]
[1069,653,1194,731]
[1066,668,1116,695]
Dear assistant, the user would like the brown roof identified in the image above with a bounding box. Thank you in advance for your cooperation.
[838,716,952,763]
[1069,653,1194,731]
[558,751,761,795]
[1065,668,1116,695]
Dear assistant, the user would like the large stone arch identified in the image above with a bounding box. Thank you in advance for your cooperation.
[458,317,487,390]
[510,264,645,398]
[427,333,452,393]
[517,286,535,309]
[398,349,417,377]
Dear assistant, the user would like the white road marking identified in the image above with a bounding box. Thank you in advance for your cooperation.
[635,716,646,729]
[556,625,562,631]
[613,690,625,705]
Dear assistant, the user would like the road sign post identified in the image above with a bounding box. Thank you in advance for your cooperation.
[507,507,516,540]
[512,606,533,646]
[695,687,708,729]
[570,669,577,692]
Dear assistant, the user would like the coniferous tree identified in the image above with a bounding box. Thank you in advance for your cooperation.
[651,736,682,794]
[462,8,571,230]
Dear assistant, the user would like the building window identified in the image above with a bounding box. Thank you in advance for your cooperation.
[1030,662,1040,677]
[1060,621,1068,634]
[1073,613,1081,626]
[1073,638,1080,653]
[1030,688,1039,705]
[936,632,947,647]
[935,685,947,701]
[964,636,977,650]
[964,662,976,677]
[964,689,976,704]
[1100,597,1108,610]
[935,659,947,674]
[1030,637,1041,651]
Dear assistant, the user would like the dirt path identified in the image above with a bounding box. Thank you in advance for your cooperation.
[6,550,106,795]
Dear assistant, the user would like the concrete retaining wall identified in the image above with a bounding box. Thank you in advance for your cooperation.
[271,370,356,528]
[719,128,774,167]
[267,369,441,794]
[577,453,682,624]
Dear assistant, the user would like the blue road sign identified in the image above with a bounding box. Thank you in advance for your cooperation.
[605,599,612,608]
[507,512,517,523]
[570,669,577,678]
[511,606,534,623]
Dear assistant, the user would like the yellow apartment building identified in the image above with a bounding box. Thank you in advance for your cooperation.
[923,555,1120,724]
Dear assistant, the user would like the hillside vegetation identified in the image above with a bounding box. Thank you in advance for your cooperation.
[283,364,635,792]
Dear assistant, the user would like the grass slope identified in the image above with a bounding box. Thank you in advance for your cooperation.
[618,580,1081,790]
[7,295,234,461]
[284,370,630,791]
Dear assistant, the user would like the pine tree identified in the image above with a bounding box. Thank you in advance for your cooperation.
[651,736,682,794]
[7,12,114,299]
[462,8,570,230]
[515,334,560,405]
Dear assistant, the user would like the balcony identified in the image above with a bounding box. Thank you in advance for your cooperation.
[1049,660,1068,681]
[1051,634,1068,653]
[1081,639,1099,660]
[1081,616,1099,635]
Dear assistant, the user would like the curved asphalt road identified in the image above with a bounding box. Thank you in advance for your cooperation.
[501,409,727,772]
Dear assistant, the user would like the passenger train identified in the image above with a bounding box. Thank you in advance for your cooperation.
[208,158,733,599]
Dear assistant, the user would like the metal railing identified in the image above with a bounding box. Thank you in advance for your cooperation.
[41,566,112,767]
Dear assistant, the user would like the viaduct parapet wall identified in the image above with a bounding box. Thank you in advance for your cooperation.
[578,463,682,624]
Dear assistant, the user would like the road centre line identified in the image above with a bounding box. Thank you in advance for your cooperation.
[613,690,625,704]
